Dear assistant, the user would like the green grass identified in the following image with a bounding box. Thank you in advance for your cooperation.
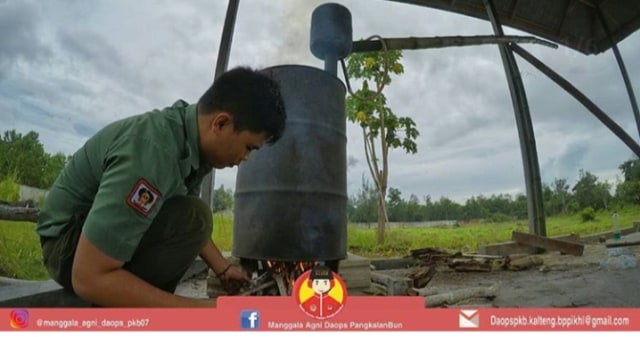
[348,206,640,257]
[1,206,639,280]
[0,221,49,280]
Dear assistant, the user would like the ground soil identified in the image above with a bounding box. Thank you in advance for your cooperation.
[384,243,640,307]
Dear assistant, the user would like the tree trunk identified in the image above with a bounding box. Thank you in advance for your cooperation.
[0,205,39,222]
[376,189,387,245]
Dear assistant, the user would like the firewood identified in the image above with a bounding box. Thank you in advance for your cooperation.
[410,286,441,297]
[0,205,39,222]
[424,285,498,307]
[507,255,544,271]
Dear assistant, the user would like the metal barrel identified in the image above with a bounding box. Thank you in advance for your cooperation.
[232,65,347,262]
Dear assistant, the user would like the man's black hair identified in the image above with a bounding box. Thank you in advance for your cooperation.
[197,66,287,144]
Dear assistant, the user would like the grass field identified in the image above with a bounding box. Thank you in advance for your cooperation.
[1,207,638,280]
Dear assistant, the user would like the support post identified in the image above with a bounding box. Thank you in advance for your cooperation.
[483,0,546,236]
[201,0,240,209]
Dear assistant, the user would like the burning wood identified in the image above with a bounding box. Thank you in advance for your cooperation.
[238,260,319,296]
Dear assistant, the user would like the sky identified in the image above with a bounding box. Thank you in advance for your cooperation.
[2,0,639,204]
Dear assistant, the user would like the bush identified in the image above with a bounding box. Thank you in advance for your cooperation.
[0,173,20,202]
[580,206,596,222]
[488,212,512,223]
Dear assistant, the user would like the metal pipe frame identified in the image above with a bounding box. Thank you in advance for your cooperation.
[201,0,240,209]
[510,44,640,157]
[483,0,547,237]
[596,7,640,142]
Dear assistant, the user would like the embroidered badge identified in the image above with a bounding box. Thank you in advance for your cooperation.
[126,178,161,216]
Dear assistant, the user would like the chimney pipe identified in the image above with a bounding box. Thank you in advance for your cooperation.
[310,3,352,76]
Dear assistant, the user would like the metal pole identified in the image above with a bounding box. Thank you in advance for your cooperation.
[511,44,640,157]
[201,0,240,209]
[483,0,546,237]
[596,8,640,142]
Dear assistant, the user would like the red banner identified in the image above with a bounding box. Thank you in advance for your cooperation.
[2,297,639,331]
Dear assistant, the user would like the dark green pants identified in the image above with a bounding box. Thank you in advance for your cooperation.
[41,196,212,294]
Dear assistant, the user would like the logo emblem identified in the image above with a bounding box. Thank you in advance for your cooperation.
[293,265,347,320]
[240,310,260,329]
[459,309,479,328]
[126,178,161,216]
[9,309,29,329]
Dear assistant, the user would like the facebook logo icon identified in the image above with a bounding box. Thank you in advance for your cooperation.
[240,310,260,329]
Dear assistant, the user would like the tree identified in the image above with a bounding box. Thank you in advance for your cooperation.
[42,153,70,188]
[386,187,403,221]
[543,178,571,216]
[616,158,640,205]
[212,185,234,213]
[0,130,48,188]
[0,129,70,190]
[345,48,419,244]
[348,176,377,223]
[552,178,571,215]
[572,170,611,211]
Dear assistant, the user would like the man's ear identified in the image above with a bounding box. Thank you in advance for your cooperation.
[212,112,232,132]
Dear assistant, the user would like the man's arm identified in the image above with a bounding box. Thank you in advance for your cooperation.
[72,234,215,307]
[200,239,251,286]
[199,239,230,276]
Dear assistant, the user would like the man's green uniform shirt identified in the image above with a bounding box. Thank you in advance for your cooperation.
[37,100,212,262]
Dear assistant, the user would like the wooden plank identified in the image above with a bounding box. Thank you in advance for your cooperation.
[478,233,578,256]
[512,231,584,256]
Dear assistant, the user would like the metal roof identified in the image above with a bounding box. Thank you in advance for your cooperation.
[388,0,640,55]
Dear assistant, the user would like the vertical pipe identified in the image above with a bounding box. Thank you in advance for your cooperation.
[483,0,546,236]
[597,8,640,142]
[201,0,240,209]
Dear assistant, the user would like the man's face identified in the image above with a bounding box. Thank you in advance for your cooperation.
[139,192,150,205]
[200,112,268,169]
[311,279,331,294]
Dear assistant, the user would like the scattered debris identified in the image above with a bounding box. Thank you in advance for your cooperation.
[407,266,436,288]
[370,272,412,296]
[409,247,451,264]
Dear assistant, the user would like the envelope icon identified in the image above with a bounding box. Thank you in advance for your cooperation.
[459,309,479,328]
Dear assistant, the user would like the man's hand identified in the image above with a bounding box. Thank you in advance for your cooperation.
[218,264,251,295]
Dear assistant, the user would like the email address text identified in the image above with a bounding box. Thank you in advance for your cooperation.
[490,314,631,329]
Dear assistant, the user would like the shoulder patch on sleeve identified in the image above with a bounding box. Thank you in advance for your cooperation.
[126,178,161,216]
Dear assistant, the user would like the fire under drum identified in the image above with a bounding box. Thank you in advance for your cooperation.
[232,65,348,296]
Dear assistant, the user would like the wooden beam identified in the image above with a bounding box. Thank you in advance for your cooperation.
[0,205,39,222]
[512,231,584,256]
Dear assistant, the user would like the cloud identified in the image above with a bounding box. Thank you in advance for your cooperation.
[1,0,639,205]
[0,0,51,76]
